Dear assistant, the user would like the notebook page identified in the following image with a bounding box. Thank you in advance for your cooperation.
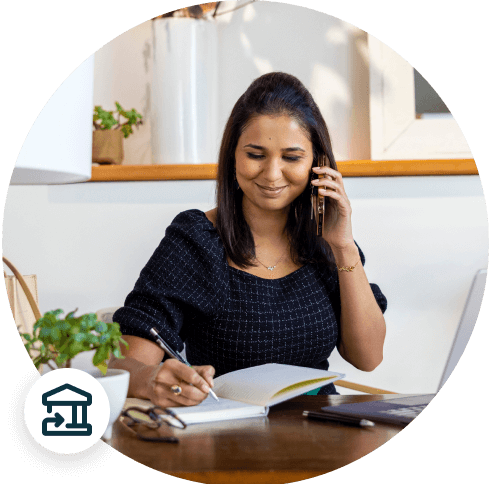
[213,364,342,406]
[272,377,334,398]
[125,396,251,412]
[124,397,266,425]
[167,397,267,424]
[171,396,240,414]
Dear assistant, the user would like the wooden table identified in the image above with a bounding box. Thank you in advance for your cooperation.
[110,394,403,483]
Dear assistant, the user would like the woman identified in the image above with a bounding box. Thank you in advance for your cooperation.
[109,72,387,407]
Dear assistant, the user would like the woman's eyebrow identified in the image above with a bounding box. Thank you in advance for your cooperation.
[243,144,305,152]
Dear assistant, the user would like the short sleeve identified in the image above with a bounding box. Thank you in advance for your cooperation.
[357,244,387,313]
[113,210,228,352]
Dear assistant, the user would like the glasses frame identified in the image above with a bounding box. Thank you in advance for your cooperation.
[121,406,186,443]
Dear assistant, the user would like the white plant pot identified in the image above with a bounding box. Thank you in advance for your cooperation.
[90,369,130,441]
[151,18,219,164]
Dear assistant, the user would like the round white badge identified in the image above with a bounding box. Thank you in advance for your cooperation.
[24,368,110,453]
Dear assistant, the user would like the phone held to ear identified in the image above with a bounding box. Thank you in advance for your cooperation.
[311,155,327,236]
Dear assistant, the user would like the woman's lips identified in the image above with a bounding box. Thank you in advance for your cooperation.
[256,183,287,197]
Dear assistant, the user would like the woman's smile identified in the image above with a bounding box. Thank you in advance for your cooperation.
[255,182,288,197]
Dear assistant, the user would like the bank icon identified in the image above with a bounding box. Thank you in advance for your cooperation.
[25,369,110,453]
[42,383,92,436]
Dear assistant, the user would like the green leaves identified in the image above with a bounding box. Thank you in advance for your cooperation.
[21,309,128,374]
[93,106,118,130]
[93,103,143,138]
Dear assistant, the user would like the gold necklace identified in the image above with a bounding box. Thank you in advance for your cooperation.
[254,249,288,272]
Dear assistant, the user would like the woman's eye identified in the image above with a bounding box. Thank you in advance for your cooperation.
[246,152,300,162]
[247,153,264,160]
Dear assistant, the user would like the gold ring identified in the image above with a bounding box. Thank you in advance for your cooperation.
[171,384,182,396]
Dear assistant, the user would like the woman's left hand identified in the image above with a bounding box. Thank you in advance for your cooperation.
[311,166,354,251]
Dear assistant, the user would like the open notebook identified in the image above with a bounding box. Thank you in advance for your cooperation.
[125,363,344,425]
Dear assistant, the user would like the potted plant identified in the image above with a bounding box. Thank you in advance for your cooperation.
[21,308,127,374]
[21,308,130,441]
[92,103,143,164]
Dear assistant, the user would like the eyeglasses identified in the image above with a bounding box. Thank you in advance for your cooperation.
[121,406,186,443]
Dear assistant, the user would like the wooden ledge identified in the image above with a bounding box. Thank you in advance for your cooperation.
[89,159,478,182]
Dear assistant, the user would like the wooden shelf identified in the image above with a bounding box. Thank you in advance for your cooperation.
[89,159,478,182]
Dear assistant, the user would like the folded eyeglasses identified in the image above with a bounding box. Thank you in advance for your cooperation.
[121,406,186,443]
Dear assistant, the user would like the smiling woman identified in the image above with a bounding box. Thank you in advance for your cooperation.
[215,73,341,275]
[109,72,387,408]
[228,114,314,278]
[236,115,313,208]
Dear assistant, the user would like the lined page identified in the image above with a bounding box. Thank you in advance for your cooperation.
[167,397,267,424]
[213,364,343,406]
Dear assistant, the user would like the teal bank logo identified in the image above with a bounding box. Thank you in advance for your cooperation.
[25,369,110,453]
[42,384,92,436]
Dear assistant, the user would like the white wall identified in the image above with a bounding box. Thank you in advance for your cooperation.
[216,1,369,161]
[3,176,487,394]
[5,3,487,394]
[93,2,370,165]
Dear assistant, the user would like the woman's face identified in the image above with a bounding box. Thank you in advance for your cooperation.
[234,114,314,215]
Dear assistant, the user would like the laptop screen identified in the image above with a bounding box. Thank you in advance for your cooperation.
[438,269,486,390]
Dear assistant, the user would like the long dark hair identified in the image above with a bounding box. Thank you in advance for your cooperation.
[216,72,337,269]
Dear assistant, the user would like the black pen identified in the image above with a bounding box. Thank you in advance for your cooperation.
[303,411,375,428]
[150,328,219,402]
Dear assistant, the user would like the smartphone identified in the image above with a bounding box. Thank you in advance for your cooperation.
[311,155,327,236]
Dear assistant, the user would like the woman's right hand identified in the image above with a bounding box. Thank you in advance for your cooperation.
[146,359,216,408]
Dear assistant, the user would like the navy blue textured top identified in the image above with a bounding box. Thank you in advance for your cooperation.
[114,209,387,395]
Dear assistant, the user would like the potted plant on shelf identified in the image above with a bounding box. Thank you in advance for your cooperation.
[22,308,127,374]
[92,103,143,165]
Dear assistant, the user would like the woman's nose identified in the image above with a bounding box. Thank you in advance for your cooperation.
[262,157,283,182]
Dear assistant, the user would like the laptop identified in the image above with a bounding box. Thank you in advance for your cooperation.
[321,269,487,426]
